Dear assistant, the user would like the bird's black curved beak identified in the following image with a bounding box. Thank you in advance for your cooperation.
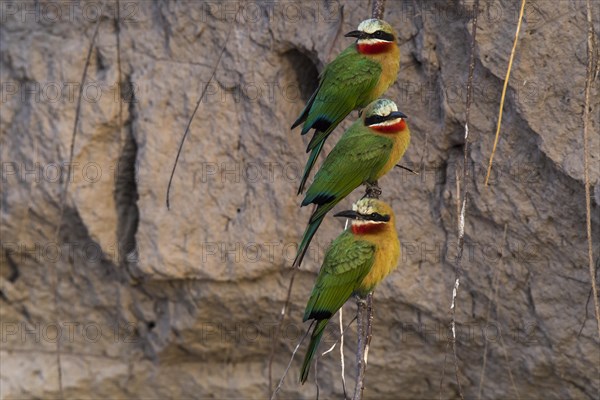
[334,210,361,219]
[387,111,408,120]
[345,30,365,39]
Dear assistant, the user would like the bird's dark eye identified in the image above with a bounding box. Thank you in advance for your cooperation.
[370,30,395,42]
[368,212,390,222]
[364,114,387,126]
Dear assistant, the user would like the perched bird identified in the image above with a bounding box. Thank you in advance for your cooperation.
[291,18,400,194]
[293,98,410,268]
[299,197,400,383]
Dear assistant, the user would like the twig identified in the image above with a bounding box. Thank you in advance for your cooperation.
[268,268,297,395]
[352,294,374,400]
[52,12,104,398]
[395,164,419,175]
[363,294,374,396]
[449,1,480,398]
[498,331,521,400]
[477,224,520,399]
[270,322,313,400]
[582,0,600,340]
[371,0,386,20]
[477,224,506,399]
[315,354,320,399]
[578,287,594,337]
[484,0,526,185]
[352,296,368,400]
[165,21,235,209]
[455,168,461,228]
[321,314,357,356]
[439,342,450,400]
[115,0,124,151]
[340,308,348,399]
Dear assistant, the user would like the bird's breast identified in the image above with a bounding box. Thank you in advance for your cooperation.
[374,129,411,180]
[357,232,400,294]
[370,44,400,99]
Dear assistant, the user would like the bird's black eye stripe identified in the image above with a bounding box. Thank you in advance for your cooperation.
[365,212,390,222]
[364,114,388,126]
[365,113,401,126]
[368,30,395,42]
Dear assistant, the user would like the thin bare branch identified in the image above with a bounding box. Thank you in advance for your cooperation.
[395,164,419,175]
[371,0,386,20]
[57,13,103,230]
[321,313,357,356]
[582,0,600,340]
[165,23,235,209]
[439,342,450,400]
[363,295,374,393]
[484,0,526,185]
[352,293,374,400]
[115,0,124,150]
[449,1,480,398]
[352,296,368,400]
[499,332,521,400]
[270,321,313,400]
[269,268,297,395]
[52,12,104,398]
[340,308,348,399]
[578,287,594,337]
[315,354,320,399]
[477,224,520,399]
[477,224,506,399]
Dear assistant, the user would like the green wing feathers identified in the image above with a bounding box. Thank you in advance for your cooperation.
[303,127,394,208]
[303,233,375,321]
[296,47,382,137]
[300,234,375,383]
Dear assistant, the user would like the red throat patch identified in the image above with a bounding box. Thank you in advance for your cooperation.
[351,222,387,235]
[357,42,393,55]
[372,119,406,134]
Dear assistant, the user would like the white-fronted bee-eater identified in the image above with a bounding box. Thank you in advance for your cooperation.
[299,197,400,383]
[293,98,410,268]
[291,18,401,194]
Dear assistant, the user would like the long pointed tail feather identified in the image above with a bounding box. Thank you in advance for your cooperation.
[298,141,325,195]
[300,319,329,384]
[293,212,325,269]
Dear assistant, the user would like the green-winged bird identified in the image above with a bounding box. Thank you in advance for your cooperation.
[299,197,400,383]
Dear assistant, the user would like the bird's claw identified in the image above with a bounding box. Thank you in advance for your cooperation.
[365,182,382,199]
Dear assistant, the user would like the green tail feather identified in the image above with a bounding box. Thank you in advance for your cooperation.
[293,212,325,268]
[298,141,325,195]
[307,128,329,151]
[300,319,329,384]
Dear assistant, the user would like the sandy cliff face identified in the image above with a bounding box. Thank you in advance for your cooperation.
[1,1,599,398]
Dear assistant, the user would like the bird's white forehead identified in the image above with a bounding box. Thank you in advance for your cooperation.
[352,199,377,215]
[357,18,389,34]
[369,98,398,116]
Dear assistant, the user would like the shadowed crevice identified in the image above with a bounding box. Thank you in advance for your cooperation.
[115,74,139,269]
[283,49,319,103]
